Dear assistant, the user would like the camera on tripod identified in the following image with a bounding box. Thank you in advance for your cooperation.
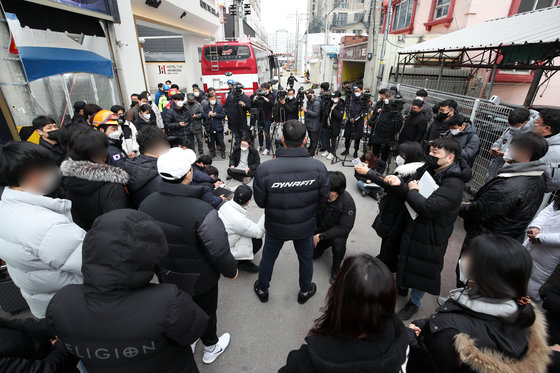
[233,83,244,101]
[276,89,287,101]
[296,87,305,105]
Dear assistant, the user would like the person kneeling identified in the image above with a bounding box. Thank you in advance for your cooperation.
[313,171,356,284]
[219,185,265,273]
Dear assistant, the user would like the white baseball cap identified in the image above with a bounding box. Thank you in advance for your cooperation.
[157,147,197,181]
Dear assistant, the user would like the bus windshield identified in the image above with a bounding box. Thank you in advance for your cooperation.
[203,45,251,61]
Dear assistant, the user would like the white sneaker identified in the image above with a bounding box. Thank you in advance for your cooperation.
[326,153,334,160]
[262,148,270,155]
[321,151,329,157]
[202,333,231,364]
[190,338,199,353]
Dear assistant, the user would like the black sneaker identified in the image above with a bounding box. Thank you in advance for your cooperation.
[396,300,420,320]
[254,280,269,303]
[353,150,359,158]
[329,270,337,285]
[238,261,259,273]
[397,286,409,297]
[221,153,226,159]
[341,149,349,156]
[297,283,317,304]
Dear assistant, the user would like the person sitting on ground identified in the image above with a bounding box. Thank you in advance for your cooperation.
[313,171,356,284]
[0,317,79,372]
[60,129,130,231]
[46,209,209,373]
[358,142,425,277]
[122,126,170,208]
[139,148,238,365]
[407,234,551,373]
[32,116,66,165]
[0,141,84,318]
[524,194,560,302]
[486,107,539,181]
[355,151,386,200]
[279,254,409,372]
[228,137,260,184]
[218,185,265,273]
[443,114,481,167]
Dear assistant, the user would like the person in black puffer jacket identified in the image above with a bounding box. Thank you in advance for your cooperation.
[46,209,209,373]
[358,137,471,321]
[253,120,329,304]
[407,235,551,373]
[358,142,425,273]
[280,254,409,373]
[460,132,548,244]
[164,93,194,148]
[61,130,130,230]
[342,86,366,159]
[399,99,428,144]
[0,317,78,372]
[139,147,237,364]
[227,137,260,182]
[313,171,356,284]
[122,126,169,208]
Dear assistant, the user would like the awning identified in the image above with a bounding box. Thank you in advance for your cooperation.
[6,13,113,82]
[321,45,338,57]
[399,6,560,54]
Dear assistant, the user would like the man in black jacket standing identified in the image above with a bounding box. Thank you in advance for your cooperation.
[342,85,366,159]
[31,116,66,165]
[224,83,251,147]
[325,91,345,160]
[284,89,300,121]
[164,93,193,148]
[253,120,330,304]
[303,89,322,157]
[313,171,356,284]
[139,147,238,365]
[399,99,428,144]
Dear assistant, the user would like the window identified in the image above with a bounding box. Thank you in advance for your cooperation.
[353,29,363,35]
[203,45,251,61]
[434,0,450,19]
[356,0,364,3]
[337,0,349,9]
[518,0,555,13]
[354,12,364,22]
[332,29,347,33]
[332,12,348,26]
[392,0,414,30]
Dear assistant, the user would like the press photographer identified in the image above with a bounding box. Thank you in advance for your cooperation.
[225,82,251,147]
[324,91,345,160]
[302,89,321,157]
[251,83,275,155]
[368,87,404,162]
[341,85,367,159]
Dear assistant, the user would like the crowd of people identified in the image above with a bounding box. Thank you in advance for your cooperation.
[0,76,559,373]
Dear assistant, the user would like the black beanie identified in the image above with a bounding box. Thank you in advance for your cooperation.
[234,185,253,205]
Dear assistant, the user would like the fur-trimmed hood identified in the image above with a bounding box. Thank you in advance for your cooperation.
[394,162,425,177]
[61,159,129,185]
[454,307,551,373]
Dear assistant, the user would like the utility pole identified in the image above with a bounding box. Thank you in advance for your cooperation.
[377,0,391,90]
[294,9,299,73]
[364,0,380,90]
[237,0,244,40]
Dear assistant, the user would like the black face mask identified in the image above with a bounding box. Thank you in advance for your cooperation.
[306,95,313,102]
[435,112,450,121]
[426,154,441,169]
[118,115,125,125]
[46,129,60,142]
[410,110,420,116]
[131,101,138,108]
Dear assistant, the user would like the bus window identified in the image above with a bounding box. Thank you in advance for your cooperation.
[203,45,251,61]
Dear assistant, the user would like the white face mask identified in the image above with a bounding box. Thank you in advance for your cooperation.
[450,128,461,136]
[176,101,184,108]
[142,113,151,120]
[333,98,339,103]
[240,146,249,152]
[415,96,424,101]
[209,100,216,105]
[287,95,294,100]
[194,92,200,97]
[108,129,122,140]
[383,98,389,104]
[395,155,405,166]
[354,92,361,97]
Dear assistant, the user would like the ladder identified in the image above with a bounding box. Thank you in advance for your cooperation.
[210,45,219,72]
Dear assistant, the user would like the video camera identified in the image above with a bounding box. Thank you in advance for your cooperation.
[233,83,244,101]
[276,89,287,101]
[296,86,305,106]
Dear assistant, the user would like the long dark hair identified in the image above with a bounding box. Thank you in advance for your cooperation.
[360,151,379,169]
[464,234,535,328]
[309,254,397,339]
[398,142,425,163]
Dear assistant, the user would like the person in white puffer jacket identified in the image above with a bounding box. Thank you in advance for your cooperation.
[524,196,560,302]
[218,185,265,273]
[0,142,84,318]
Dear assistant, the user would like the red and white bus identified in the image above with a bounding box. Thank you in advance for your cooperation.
[201,39,279,104]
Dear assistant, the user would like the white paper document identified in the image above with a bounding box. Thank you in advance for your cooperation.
[405,172,439,220]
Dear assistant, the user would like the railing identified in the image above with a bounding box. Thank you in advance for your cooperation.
[390,82,523,192]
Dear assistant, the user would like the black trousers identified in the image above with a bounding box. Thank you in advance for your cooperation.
[325,126,340,154]
[313,236,347,273]
[372,143,391,162]
[227,168,255,181]
[239,238,263,265]
[208,131,225,155]
[192,283,219,346]
[231,124,248,147]
[308,131,319,156]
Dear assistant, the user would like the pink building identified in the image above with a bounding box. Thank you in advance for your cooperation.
[378,0,560,106]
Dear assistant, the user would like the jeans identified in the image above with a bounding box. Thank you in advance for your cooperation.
[313,236,347,273]
[319,128,327,150]
[410,288,425,307]
[308,131,319,157]
[257,233,314,293]
[257,120,272,150]
[194,132,204,154]
[357,180,383,196]
[192,283,219,346]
